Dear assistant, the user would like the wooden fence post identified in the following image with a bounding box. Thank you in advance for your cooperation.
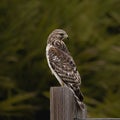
[50,87,87,120]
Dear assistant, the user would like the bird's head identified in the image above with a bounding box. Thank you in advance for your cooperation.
[47,29,69,43]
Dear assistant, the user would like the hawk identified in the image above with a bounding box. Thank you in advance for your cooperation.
[46,29,84,109]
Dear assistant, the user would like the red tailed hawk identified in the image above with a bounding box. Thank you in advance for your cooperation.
[46,29,84,109]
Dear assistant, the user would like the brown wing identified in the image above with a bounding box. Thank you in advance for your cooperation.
[48,46,83,101]
[48,46,84,101]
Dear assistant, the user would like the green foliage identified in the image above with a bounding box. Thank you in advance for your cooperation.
[0,0,120,119]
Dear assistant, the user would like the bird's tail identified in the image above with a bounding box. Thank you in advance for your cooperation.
[68,85,87,118]
[74,87,84,102]
[70,86,85,110]
[65,83,85,110]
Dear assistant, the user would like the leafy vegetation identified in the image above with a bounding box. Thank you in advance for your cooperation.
[0,0,120,119]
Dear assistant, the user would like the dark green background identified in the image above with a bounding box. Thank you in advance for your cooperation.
[0,0,120,119]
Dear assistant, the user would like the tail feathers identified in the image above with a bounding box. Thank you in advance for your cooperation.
[72,87,85,110]
[74,88,84,102]
[68,83,84,102]
[65,83,84,109]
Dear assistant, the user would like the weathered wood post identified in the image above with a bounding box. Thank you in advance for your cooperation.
[50,87,87,120]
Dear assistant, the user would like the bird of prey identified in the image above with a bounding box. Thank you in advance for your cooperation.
[46,29,84,109]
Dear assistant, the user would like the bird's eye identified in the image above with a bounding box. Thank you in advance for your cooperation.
[59,33,64,36]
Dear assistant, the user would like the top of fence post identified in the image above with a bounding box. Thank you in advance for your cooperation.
[50,87,87,120]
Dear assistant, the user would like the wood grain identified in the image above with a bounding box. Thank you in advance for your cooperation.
[50,87,87,120]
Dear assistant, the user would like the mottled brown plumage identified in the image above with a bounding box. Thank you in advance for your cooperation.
[46,29,84,108]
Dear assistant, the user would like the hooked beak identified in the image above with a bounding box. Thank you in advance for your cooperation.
[64,34,69,40]
[67,37,69,40]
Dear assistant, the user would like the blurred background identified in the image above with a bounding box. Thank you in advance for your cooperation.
[0,0,120,119]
